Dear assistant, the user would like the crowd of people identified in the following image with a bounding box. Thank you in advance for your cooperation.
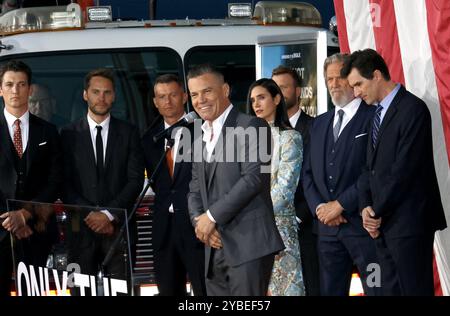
[0,48,447,296]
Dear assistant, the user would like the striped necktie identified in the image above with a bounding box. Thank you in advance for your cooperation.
[372,104,383,148]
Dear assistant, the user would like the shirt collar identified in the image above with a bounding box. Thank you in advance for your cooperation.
[379,83,401,109]
[201,104,233,134]
[4,108,29,127]
[164,112,187,129]
[87,113,110,131]
[289,107,301,128]
[335,97,361,118]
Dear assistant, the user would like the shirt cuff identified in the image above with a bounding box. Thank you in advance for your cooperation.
[100,210,114,222]
[206,210,216,223]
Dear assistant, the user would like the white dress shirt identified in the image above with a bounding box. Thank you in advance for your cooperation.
[4,108,29,152]
[333,97,361,138]
[289,106,302,129]
[201,104,234,222]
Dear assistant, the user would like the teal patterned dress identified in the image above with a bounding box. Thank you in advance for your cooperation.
[268,126,305,296]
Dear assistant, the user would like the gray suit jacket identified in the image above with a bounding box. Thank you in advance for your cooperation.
[188,107,284,271]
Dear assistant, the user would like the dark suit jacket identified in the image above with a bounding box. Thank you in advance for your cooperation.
[359,86,447,237]
[293,111,314,223]
[0,112,63,241]
[141,119,200,251]
[60,116,144,241]
[188,107,284,270]
[303,101,375,236]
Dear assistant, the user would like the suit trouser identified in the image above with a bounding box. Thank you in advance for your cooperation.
[206,248,274,296]
[154,214,206,296]
[375,233,434,296]
[298,221,320,296]
[317,234,381,296]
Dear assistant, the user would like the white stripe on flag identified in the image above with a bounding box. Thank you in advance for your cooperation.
[393,0,450,295]
[343,0,376,51]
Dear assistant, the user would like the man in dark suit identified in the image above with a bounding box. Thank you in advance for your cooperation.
[142,74,206,296]
[187,64,284,296]
[60,68,144,280]
[272,65,319,296]
[303,53,380,296]
[342,48,447,296]
[0,60,62,296]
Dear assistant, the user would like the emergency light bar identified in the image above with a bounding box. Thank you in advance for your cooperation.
[0,3,82,35]
[253,1,322,27]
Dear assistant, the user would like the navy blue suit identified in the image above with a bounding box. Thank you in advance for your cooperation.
[358,86,447,295]
[303,100,380,296]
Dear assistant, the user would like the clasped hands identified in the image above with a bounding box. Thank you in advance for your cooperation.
[1,209,34,240]
[316,200,347,226]
[361,206,381,239]
[194,213,222,249]
[84,211,114,235]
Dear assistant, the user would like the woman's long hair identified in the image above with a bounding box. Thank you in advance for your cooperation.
[247,78,292,130]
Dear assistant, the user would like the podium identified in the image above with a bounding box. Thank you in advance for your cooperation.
[7,199,133,296]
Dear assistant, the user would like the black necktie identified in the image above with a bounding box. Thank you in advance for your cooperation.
[96,125,104,178]
[372,104,383,148]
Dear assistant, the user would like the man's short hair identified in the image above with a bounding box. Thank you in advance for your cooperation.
[341,48,391,81]
[271,65,301,87]
[186,63,224,83]
[84,68,115,90]
[323,53,348,78]
[154,73,184,89]
[0,60,32,84]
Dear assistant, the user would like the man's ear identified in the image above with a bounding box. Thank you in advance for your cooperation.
[83,90,88,101]
[222,82,230,98]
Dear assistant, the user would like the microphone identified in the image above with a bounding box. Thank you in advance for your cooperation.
[153,111,199,143]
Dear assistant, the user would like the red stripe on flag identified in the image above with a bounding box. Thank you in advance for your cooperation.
[426,0,450,166]
[333,0,350,53]
[369,0,405,85]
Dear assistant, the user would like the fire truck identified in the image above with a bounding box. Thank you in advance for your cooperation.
[0,2,347,296]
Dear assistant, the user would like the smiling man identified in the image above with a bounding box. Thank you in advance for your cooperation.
[187,64,284,296]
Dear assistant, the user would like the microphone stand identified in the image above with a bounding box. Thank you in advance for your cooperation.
[101,138,174,296]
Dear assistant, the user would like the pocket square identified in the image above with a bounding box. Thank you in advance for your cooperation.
[38,141,47,146]
[355,133,367,139]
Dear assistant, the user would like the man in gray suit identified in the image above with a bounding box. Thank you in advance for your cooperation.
[187,64,284,296]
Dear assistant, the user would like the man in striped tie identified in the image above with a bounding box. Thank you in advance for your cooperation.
[342,48,447,296]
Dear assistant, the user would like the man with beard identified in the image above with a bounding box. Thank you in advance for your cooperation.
[272,66,319,296]
[60,68,144,281]
[302,54,380,296]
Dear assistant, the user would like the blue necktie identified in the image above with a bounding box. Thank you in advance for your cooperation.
[372,104,383,148]
[333,109,344,142]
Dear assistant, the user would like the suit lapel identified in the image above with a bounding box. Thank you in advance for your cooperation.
[313,111,333,199]
[206,107,238,191]
[79,118,97,181]
[0,112,14,168]
[370,87,403,164]
[25,114,42,174]
[105,117,119,172]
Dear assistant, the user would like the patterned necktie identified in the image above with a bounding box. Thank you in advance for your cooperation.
[372,104,383,148]
[166,138,175,178]
[13,119,23,158]
[333,109,344,142]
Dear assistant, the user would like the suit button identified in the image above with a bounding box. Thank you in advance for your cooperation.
[371,170,375,175]
[171,190,176,194]
[331,150,335,153]
[329,162,334,166]
[329,189,334,193]
[18,172,24,176]
[329,176,333,180]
